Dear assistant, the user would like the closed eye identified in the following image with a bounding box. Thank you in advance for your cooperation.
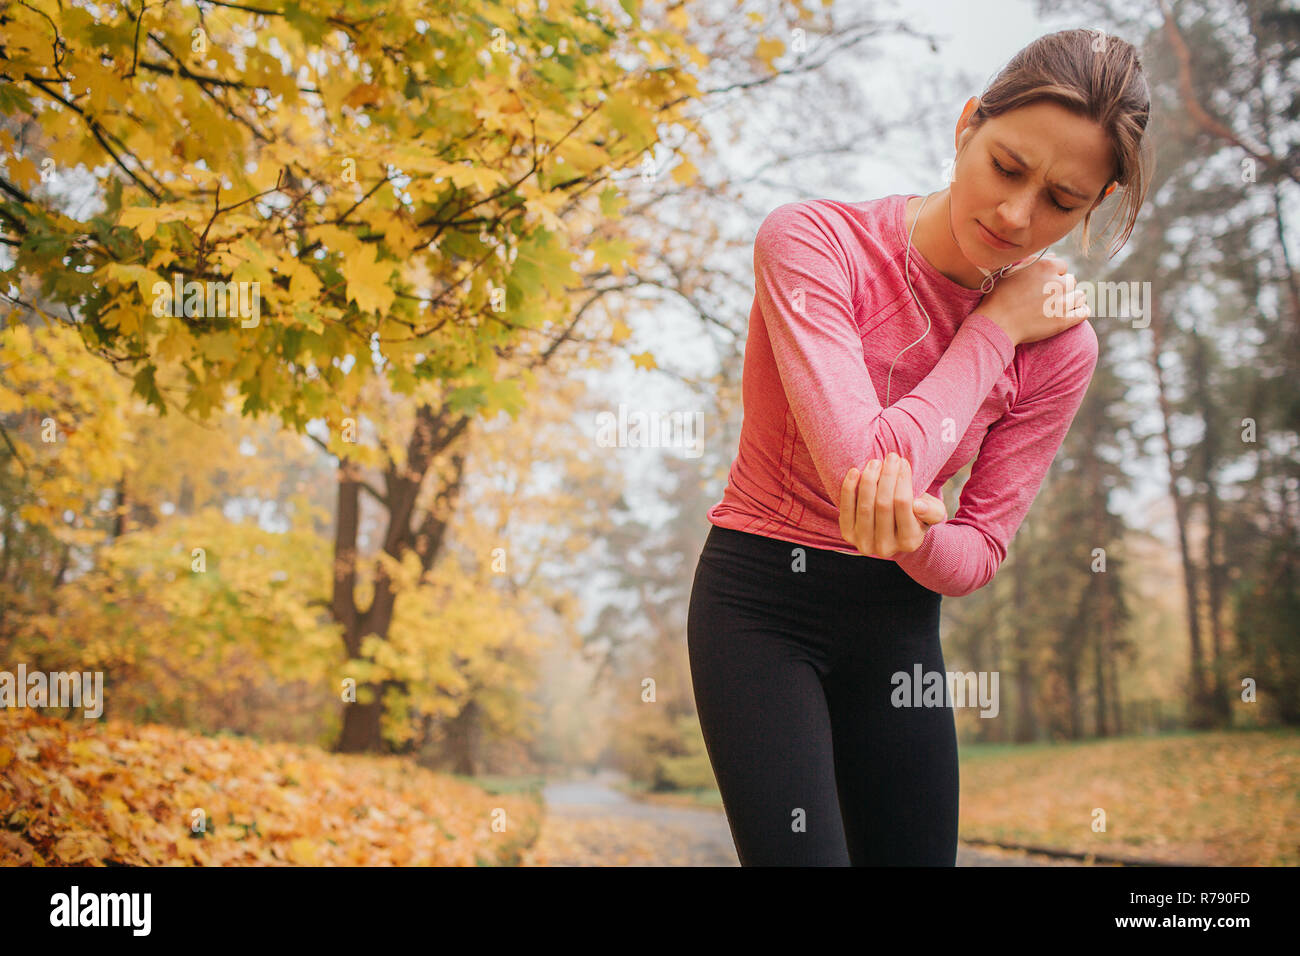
[991,157,1076,213]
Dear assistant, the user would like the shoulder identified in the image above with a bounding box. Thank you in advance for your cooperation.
[757,197,885,237]
[1014,317,1099,399]
[755,197,893,269]
[757,199,840,245]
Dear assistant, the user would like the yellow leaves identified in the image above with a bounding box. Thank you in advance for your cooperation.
[148,246,179,271]
[176,162,225,190]
[85,69,132,125]
[551,138,609,176]
[0,18,51,67]
[341,244,397,316]
[0,383,23,415]
[610,318,633,345]
[118,205,200,242]
[474,88,533,139]
[6,156,40,191]
[173,835,211,865]
[155,317,199,364]
[200,331,243,364]
[2,0,720,435]
[591,237,634,276]
[53,832,112,865]
[100,299,146,338]
[630,351,658,370]
[670,155,699,186]
[379,211,425,258]
[437,161,508,195]
[100,263,164,306]
[0,321,138,534]
[0,708,542,866]
[308,224,363,258]
[343,83,385,109]
[271,252,322,312]
[599,90,652,142]
[287,837,320,865]
[755,35,786,72]
[517,180,567,232]
[227,236,276,291]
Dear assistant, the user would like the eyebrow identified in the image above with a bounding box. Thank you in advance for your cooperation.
[993,141,1092,201]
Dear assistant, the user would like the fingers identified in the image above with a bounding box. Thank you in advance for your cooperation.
[839,466,860,543]
[855,458,881,553]
[873,453,900,556]
[849,456,938,556]
[1070,287,1091,319]
[915,492,948,527]
[894,457,925,550]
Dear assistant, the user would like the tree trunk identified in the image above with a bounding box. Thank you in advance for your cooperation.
[1012,552,1036,743]
[335,404,471,753]
[442,698,480,776]
[1148,292,1214,729]
[1194,336,1231,727]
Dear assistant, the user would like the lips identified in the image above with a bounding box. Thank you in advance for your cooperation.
[977,220,1018,248]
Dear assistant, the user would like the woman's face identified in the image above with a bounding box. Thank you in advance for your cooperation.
[949,98,1115,272]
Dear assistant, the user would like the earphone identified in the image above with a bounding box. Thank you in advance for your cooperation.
[885,177,1116,406]
[885,190,1050,407]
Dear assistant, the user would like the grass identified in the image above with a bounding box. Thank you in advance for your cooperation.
[637,729,1299,865]
[960,728,1298,865]
[449,773,547,797]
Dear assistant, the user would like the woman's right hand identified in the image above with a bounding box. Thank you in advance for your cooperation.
[977,254,1091,347]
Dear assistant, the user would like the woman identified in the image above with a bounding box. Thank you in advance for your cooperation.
[686,28,1152,866]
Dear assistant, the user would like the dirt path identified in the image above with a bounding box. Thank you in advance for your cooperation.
[528,769,1087,866]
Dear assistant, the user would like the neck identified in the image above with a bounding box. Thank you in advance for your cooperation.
[908,189,987,291]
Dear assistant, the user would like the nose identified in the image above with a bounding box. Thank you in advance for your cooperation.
[996,188,1033,236]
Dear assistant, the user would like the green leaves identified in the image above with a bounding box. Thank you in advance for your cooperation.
[133,363,165,413]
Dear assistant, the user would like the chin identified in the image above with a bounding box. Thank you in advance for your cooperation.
[959,228,1007,272]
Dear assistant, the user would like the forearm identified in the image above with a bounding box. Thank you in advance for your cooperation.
[856,313,1016,496]
[754,201,1018,506]
[892,520,1000,597]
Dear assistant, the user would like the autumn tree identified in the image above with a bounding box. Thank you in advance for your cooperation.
[1,0,829,751]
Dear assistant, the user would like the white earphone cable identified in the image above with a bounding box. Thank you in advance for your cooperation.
[886,191,1048,407]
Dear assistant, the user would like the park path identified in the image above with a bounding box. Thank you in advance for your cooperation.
[529,768,1087,866]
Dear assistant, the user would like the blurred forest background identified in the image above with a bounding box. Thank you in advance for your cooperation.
[0,0,1296,865]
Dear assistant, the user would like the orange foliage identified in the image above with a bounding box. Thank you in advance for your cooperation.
[0,709,542,866]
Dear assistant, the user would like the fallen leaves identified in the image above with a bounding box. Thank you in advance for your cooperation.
[959,731,1300,865]
[0,709,542,866]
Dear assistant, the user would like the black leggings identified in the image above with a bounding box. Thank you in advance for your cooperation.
[686,524,959,866]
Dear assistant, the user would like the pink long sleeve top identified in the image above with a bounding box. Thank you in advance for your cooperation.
[705,193,1099,597]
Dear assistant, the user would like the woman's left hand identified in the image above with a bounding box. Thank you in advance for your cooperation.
[838,452,948,558]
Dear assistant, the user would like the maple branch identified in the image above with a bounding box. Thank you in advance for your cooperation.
[142,33,278,143]
[22,75,165,201]
[123,0,148,80]
[304,431,389,508]
[331,174,394,227]
[195,0,382,33]
[0,424,28,472]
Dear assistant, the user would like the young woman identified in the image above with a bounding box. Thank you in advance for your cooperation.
[687,28,1152,866]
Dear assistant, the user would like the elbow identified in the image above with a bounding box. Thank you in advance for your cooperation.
[950,573,994,598]
[947,527,1004,596]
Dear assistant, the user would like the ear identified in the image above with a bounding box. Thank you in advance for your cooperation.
[956,96,980,150]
